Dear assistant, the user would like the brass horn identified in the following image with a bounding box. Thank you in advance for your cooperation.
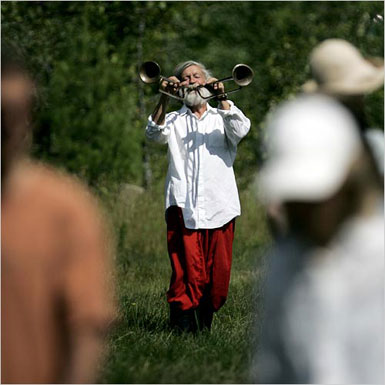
[139,61,185,101]
[232,64,254,87]
[139,61,254,101]
[197,64,254,100]
[139,61,162,84]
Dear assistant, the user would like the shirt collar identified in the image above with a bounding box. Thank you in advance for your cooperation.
[178,103,216,118]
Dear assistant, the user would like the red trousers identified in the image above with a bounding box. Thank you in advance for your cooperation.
[166,206,235,312]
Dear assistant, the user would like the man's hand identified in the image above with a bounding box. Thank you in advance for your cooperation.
[206,77,230,110]
[152,75,183,125]
[206,77,225,96]
[160,76,181,97]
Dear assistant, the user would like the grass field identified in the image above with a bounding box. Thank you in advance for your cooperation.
[98,187,270,384]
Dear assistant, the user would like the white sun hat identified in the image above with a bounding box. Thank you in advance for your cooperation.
[258,94,363,203]
[302,39,384,95]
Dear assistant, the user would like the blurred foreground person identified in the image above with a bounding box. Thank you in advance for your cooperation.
[145,60,250,332]
[1,46,116,383]
[252,95,384,384]
[268,38,384,238]
[254,39,385,381]
[303,38,384,178]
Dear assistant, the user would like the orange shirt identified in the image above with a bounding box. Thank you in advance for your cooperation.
[2,160,116,383]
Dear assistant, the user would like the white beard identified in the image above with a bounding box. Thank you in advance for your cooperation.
[183,86,212,107]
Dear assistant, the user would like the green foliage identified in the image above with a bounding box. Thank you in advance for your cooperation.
[2,1,383,187]
[2,2,383,382]
[39,21,142,184]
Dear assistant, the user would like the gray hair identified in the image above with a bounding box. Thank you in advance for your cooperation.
[174,60,212,81]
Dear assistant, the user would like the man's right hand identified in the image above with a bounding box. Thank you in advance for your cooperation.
[152,75,181,125]
[160,76,181,96]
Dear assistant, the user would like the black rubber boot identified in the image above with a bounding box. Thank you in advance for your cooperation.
[196,300,214,331]
[169,304,197,333]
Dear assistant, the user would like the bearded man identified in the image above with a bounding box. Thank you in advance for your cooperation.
[145,60,251,332]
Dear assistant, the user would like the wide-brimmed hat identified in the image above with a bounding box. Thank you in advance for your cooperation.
[302,39,384,95]
[258,94,362,203]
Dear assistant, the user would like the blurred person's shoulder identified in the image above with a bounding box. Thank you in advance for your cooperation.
[8,158,103,217]
[4,158,110,252]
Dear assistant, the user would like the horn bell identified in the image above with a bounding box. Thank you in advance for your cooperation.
[139,61,161,84]
[232,64,254,87]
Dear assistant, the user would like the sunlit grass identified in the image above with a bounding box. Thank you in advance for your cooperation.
[98,187,270,383]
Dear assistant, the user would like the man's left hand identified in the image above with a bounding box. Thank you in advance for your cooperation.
[206,77,230,110]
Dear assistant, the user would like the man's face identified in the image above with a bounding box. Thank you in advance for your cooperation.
[180,65,206,86]
[180,65,212,107]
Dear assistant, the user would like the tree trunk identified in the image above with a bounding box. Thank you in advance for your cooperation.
[137,4,152,189]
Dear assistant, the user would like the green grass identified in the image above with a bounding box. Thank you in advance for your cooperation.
[97,187,270,384]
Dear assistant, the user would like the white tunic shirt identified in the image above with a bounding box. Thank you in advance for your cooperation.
[284,211,384,384]
[146,101,250,229]
[254,209,384,384]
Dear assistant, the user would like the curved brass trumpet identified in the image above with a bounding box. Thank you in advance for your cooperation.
[139,61,254,101]
[197,63,254,100]
[139,61,186,101]
[139,61,163,84]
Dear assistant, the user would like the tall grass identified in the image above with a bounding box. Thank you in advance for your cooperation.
[98,186,270,384]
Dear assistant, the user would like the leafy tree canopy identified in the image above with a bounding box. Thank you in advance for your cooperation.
[2,1,383,189]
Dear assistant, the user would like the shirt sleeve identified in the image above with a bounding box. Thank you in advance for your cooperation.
[145,115,171,144]
[217,100,251,147]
